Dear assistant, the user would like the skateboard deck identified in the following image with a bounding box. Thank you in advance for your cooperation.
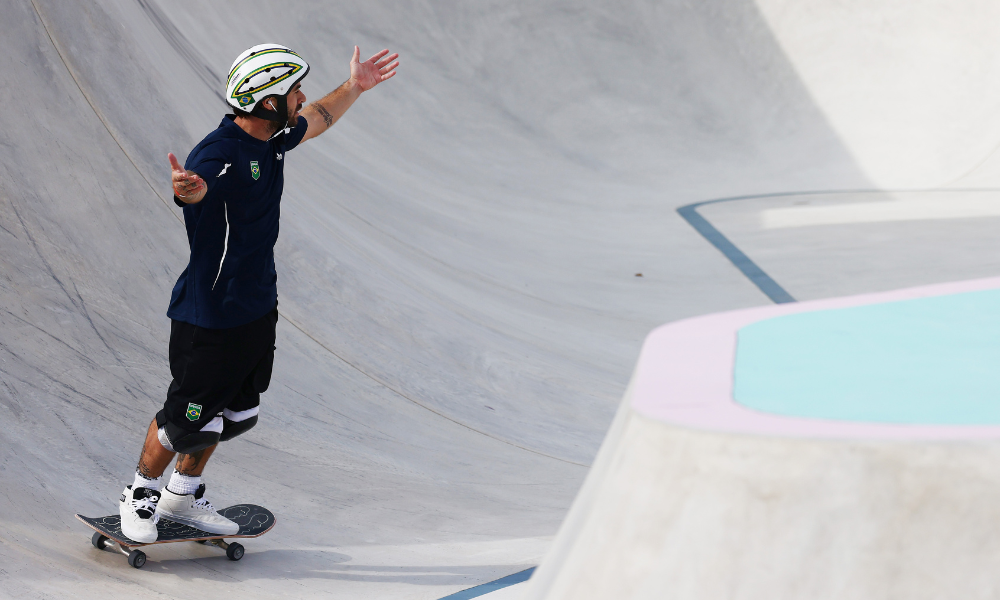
[76,504,274,568]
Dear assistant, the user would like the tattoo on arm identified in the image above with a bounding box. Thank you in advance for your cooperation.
[316,104,334,126]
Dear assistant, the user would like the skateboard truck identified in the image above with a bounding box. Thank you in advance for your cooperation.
[91,531,151,568]
[91,530,245,567]
[199,537,245,560]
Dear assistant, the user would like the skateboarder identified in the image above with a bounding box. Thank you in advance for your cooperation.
[118,43,399,543]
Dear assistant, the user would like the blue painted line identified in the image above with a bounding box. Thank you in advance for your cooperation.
[437,567,536,600]
[677,201,796,304]
[677,187,1000,304]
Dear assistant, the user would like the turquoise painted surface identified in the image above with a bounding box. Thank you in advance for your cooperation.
[733,289,1000,424]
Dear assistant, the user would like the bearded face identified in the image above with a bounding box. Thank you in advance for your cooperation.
[257,97,296,135]
[288,98,303,125]
[265,89,305,134]
[235,81,306,135]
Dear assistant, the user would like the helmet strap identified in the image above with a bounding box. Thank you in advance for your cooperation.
[250,94,289,131]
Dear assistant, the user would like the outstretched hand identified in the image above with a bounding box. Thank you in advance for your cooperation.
[350,46,399,92]
[169,153,205,202]
[297,46,400,143]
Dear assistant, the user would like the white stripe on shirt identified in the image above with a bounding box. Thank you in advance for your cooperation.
[211,202,229,291]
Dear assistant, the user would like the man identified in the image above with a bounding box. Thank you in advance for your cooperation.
[118,43,399,542]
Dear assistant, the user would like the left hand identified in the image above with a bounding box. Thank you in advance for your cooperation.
[169,152,205,202]
[350,46,399,92]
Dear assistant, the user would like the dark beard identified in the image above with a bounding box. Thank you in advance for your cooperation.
[265,104,300,135]
[265,119,284,136]
[286,103,302,128]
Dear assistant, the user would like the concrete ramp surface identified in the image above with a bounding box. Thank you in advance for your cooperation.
[2,0,999,598]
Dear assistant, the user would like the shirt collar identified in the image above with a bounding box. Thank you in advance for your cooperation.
[220,114,269,147]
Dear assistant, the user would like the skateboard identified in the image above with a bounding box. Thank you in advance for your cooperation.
[76,504,275,569]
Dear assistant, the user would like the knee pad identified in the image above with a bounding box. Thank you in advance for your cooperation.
[155,410,222,454]
[220,407,259,442]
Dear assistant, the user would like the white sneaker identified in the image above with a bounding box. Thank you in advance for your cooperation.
[119,485,160,543]
[156,484,239,535]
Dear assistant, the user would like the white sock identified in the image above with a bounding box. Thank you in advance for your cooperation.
[167,470,202,496]
[132,470,162,491]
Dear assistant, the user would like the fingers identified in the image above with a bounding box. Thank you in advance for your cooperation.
[171,164,204,197]
[168,152,208,199]
[168,152,184,173]
[367,48,390,63]
[175,176,204,198]
[379,59,400,76]
[374,53,399,69]
[352,45,360,64]
[175,179,203,195]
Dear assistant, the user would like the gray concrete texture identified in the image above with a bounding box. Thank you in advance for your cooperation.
[525,391,1000,600]
[1,0,997,598]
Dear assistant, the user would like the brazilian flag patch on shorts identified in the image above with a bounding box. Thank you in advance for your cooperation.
[186,403,202,421]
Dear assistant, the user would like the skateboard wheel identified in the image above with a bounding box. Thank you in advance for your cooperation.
[226,542,244,561]
[91,531,109,550]
[127,549,146,569]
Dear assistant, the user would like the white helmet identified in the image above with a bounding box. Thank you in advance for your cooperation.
[226,44,309,123]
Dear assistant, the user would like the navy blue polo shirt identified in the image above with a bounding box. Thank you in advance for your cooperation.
[167,115,308,328]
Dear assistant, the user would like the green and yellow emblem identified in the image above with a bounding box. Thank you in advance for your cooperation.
[185,403,202,421]
[250,160,260,180]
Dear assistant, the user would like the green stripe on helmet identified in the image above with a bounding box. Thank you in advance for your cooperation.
[229,62,304,99]
[227,47,303,84]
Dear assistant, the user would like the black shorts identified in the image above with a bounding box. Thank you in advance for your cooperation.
[159,307,278,433]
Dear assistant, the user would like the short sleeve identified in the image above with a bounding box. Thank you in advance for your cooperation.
[282,116,309,151]
[185,140,235,197]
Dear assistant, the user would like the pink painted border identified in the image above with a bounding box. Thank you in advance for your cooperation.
[631,277,1000,440]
